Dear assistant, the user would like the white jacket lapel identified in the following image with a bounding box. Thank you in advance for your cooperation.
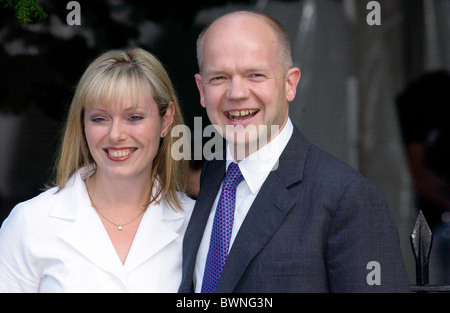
[48,170,190,281]
[125,200,188,272]
[49,171,127,283]
[58,206,126,281]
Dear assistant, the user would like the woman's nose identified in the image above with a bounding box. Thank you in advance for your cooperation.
[109,119,127,142]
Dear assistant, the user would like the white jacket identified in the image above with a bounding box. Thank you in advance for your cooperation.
[0,169,194,292]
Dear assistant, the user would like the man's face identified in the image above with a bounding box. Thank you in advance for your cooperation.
[195,15,300,158]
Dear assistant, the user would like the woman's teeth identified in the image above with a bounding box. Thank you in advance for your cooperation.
[108,149,134,158]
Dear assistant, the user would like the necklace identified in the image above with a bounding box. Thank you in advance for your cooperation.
[86,183,148,231]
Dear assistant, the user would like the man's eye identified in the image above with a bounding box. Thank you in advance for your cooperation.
[210,76,226,82]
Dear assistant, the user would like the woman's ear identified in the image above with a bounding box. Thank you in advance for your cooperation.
[161,101,175,137]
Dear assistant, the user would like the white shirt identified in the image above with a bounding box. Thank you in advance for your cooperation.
[0,168,195,293]
[194,118,294,292]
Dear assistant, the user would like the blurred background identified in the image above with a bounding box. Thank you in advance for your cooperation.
[1,0,449,285]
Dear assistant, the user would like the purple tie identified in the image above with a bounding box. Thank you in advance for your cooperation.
[201,162,244,293]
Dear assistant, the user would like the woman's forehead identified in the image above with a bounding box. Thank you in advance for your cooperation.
[84,78,154,110]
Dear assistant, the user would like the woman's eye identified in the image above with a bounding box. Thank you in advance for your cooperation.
[129,115,143,121]
[91,117,105,123]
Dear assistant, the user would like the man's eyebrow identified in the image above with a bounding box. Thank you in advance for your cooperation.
[203,69,225,76]
[245,67,271,73]
[203,67,271,75]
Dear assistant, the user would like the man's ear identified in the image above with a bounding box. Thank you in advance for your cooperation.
[195,73,206,108]
[285,67,301,102]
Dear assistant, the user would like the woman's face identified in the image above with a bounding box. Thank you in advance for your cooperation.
[84,86,174,182]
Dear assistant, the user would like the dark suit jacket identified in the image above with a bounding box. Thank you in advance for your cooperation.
[179,126,410,292]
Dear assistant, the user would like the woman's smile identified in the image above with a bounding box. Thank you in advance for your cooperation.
[103,147,137,161]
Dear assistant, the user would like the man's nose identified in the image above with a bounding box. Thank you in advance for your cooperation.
[226,76,250,100]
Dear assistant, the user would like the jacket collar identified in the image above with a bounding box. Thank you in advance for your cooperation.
[49,169,188,283]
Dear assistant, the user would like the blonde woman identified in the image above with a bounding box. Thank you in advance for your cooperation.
[0,47,194,292]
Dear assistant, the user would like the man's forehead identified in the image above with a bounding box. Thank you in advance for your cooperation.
[205,13,274,41]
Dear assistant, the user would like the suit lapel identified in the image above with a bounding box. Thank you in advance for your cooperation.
[180,158,226,291]
[216,127,311,292]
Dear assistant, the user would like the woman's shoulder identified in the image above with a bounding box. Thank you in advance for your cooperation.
[159,191,195,220]
[177,191,196,206]
[7,186,60,220]
[177,191,195,212]
[2,171,83,228]
[0,186,61,243]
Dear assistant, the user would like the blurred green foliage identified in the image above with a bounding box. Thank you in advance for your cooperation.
[1,0,48,23]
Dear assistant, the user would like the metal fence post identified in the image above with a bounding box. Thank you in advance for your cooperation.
[410,210,433,287]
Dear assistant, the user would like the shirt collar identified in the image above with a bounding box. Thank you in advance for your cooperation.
[226,118,294,195]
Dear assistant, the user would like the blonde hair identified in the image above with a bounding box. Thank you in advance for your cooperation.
[55,47,189,211]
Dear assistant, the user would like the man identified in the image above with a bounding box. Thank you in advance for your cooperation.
[179,10,410,292]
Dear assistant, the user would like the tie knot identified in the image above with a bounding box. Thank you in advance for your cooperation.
[223,162,244,189]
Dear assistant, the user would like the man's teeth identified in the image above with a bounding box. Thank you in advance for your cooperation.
[228,109,258,118]
[108,149,134,158]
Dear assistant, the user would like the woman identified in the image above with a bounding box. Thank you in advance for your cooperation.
[0,47,194,292]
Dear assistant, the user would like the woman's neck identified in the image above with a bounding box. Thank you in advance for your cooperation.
[86,171,153,214]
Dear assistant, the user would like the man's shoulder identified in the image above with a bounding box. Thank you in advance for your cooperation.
[289,128,376,188]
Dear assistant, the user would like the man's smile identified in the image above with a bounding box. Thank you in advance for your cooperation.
[226,109,259,121]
